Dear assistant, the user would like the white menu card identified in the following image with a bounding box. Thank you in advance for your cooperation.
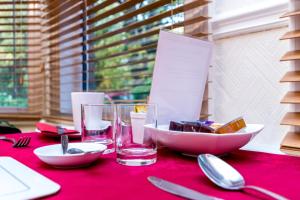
[149,30,213,124]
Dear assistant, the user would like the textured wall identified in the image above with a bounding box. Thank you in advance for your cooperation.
[212,27,291,153]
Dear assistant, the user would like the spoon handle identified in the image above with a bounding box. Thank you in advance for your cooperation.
[243,185,289,200]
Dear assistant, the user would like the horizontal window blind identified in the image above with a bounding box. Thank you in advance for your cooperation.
[41,0,211,119]
[279,2,300,154]
[0,0,42,115]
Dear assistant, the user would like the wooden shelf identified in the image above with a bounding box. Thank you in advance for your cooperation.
[280,50,300,61]
[281,10,300,18]
[280,30,300,40]
[281,91,300,104]
[281,112,300,126]
[280,71,300,82]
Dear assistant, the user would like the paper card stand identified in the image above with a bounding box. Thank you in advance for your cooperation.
[149,30,213,124]
[130,112,146,144]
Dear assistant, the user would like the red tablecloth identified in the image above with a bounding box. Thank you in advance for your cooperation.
[0,132,299,200]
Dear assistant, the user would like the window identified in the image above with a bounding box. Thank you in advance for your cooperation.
[41,0,210,118]
[0,0,42,114]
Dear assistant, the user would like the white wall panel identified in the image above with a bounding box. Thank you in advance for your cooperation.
[212,27,291,153]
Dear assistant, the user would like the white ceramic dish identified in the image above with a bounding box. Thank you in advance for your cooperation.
[145,124,264,155]
[34,143,107,168]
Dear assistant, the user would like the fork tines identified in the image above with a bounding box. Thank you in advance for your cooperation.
[13,137,31,148]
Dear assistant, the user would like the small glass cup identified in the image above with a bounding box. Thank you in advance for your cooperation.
[81,104,115,153]
[116,104,157,166]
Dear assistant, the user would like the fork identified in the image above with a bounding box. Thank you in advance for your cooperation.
[0,136,31,147]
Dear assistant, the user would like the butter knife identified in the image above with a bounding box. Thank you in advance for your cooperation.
[57,126,68,154]
[148,176,223,200]
[61,135,68,154]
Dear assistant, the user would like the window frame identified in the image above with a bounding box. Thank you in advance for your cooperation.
[212,0,288,40]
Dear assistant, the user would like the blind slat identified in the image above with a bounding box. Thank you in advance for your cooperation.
[281,50,300,61]
[0,1,40,5]
[281,92,300,104]
[87,0,144,26]
[280,30,300,40]
[42,2,83,26]
[280,71,300,82]
[281,112,300,126]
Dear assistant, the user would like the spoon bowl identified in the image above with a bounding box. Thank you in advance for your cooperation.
[198,154,288,200]
[198,154,245,190]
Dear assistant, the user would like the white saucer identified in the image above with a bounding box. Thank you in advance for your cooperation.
[34,143,107,168]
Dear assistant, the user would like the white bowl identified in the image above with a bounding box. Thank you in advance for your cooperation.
[145,124,264,155]
[34,143,107,168]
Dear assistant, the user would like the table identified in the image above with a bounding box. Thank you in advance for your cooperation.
[1,132,299,200]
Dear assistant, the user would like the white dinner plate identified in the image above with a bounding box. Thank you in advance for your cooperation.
[0,157,60,200]
[145,124,264,155]
[34,143,107,168]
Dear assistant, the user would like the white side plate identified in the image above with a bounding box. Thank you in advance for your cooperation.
[0,157,60,200]
[34,143,107,168]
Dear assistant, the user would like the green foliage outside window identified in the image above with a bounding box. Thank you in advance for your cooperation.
[0,1,184,107]
[90,1,182,101]
[0,4,28,108]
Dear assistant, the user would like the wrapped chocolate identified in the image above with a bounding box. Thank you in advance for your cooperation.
[215,117,246,134]
[197,120,214,126]
[169,121,184,131]
[169,117,246,134]
[198,124,215,133]
[169,120,214,133]
[181,121,201,132]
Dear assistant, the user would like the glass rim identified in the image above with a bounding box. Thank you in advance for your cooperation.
[116,103,157,107]
[81,103,114,107]
[71,92,105,94]
[80,103,157,108]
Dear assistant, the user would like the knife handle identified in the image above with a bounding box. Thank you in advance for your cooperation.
[61,135,68,154]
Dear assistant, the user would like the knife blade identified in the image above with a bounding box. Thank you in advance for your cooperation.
[148,176,223,200]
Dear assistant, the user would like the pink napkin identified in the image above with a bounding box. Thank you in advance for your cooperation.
[36,122,78,135]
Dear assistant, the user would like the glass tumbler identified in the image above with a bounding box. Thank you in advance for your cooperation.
[81,104,115,153]
[116,104,157,166]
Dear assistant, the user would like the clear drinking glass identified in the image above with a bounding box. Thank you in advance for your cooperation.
[116,104,157,166]
[81,104,115,153]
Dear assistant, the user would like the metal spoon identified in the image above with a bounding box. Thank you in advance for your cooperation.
[197,154,288,200]
[67,148,98,154]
